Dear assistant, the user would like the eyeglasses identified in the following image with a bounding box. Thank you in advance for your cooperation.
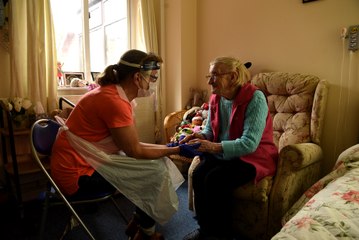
[140,72,159,83]
[140,74,158,84]
[205,72,233,81]
[149,75,158,82]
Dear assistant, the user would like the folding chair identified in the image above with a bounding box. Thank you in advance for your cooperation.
[30,119,128,240]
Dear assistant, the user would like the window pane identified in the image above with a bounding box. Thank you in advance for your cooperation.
[51,0,83,73]
[51,0,129,84]
[104,0,126,24]
[105,20,128,65]
[90,28,105,72]
[89,2,102,29]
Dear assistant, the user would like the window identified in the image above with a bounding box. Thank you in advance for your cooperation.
[51,0,128,86]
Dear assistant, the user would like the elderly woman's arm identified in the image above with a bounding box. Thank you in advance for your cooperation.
[222,91,267,159]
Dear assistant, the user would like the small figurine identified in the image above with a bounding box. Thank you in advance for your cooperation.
[57,61,64,86]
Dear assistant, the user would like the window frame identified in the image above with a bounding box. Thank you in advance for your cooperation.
[54,0,130,90]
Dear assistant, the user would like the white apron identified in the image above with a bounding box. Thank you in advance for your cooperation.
[59,124,184,225]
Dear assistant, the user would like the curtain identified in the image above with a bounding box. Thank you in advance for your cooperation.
[9,0,57,114]
[130,0,164,144]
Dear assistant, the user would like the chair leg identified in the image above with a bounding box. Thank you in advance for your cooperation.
[39,189,96,240]
[39,188,52,240]
[59,213,96,240]
[63,205,96,240]
[60,215,80,240]
[2,171,24,219]
[110,196,129,224]
[60,222,70,240]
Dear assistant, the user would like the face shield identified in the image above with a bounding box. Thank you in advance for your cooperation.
[119,59,161,82]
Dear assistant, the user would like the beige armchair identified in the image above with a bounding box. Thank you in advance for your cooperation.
[164,72,328,239]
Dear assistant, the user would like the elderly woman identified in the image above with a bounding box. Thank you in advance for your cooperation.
[181,57,278,240]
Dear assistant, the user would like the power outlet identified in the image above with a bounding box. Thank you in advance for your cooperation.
[348,25,359,51]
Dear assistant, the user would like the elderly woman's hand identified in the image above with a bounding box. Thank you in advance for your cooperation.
[187,138,222,154]
[179,132,205,145]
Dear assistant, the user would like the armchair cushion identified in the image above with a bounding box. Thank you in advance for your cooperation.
[233,176,273,202]
[252,72,328,151]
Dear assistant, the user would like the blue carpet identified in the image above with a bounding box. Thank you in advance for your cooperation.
[0,180,199,240]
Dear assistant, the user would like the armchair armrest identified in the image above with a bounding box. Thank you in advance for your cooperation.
[279,143,323,171]
[268,142,323,237]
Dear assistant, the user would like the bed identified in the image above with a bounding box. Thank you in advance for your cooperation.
[272,144,359,239]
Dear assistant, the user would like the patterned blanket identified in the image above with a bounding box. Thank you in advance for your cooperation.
[272,144,359,239]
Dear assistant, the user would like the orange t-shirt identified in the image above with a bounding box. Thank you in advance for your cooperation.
[51,85,133,195]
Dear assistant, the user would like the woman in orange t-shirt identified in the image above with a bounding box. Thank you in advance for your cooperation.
[51,49,201,240]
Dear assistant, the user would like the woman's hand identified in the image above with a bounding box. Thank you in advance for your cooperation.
[179,132,205,144]
[187,138,222,154]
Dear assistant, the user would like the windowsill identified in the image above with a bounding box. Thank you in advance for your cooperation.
[57,86,88,90]
[58,86,88,96]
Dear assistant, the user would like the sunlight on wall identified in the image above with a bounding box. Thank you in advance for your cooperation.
[134,95,156,143]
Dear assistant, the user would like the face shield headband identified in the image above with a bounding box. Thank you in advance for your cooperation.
[119,59,161,71]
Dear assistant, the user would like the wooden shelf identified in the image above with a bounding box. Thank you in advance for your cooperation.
[4,155,49,175]
[0,128,30,136]
[0,101,49,206]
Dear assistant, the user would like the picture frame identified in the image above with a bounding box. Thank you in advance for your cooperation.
[63,72,84,86]
[91,72,101,82]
